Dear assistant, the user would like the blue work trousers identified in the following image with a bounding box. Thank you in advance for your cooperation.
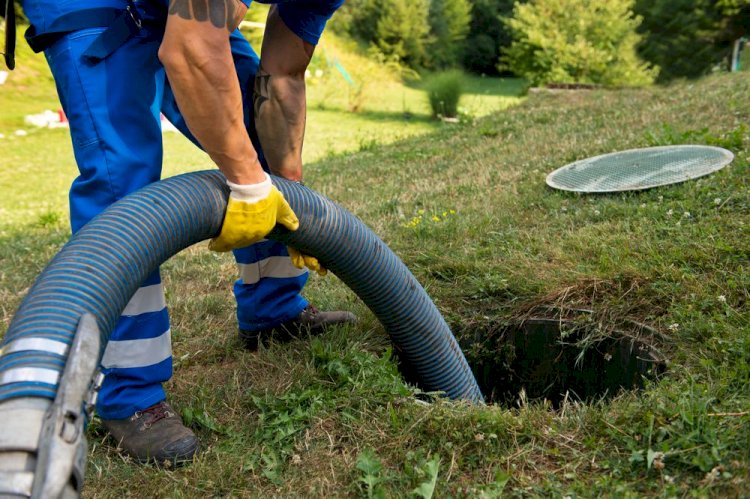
[44,25,308,419]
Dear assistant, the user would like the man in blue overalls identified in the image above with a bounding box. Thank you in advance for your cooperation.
[19,0,352,463]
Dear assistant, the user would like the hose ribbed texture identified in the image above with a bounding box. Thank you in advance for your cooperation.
[0,171,483,403]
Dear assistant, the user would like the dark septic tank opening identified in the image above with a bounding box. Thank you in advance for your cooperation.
[453,314,666,406]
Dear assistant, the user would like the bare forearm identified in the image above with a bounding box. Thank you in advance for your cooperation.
[253,5,315,182]
[254,69,306,181]
[160,1,265,184]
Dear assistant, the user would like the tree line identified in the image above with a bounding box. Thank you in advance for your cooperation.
[6,0,749,85]
[332,0,750,85]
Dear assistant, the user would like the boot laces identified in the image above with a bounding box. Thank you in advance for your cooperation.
[136,401,173,428]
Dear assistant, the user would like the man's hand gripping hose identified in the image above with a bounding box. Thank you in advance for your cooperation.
[288,247,327,276]
[207,174,325,275]
[208,173,300,252]
[0,313,103,499]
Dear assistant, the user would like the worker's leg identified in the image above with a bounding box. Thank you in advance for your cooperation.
[227,30,313,331]
[45,27,172,420]
[161,29,311,332]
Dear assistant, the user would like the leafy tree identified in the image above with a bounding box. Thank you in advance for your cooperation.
[634,0,750,82]
[463,33,498,74]
[463,0,518,75]
[334,0,431,68]
[330,0,381,42]
[427,0,472,68]
[336,0,471,70]
[374,0,431,67]
[501,0,657,86]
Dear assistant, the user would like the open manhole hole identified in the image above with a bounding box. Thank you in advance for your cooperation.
[455,315,666,406]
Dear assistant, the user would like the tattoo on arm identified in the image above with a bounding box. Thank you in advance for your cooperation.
[253,70,271,117]
[168,0,245,31]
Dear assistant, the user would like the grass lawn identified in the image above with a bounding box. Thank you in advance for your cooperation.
[1,33,749,498]
[0,30,523,228]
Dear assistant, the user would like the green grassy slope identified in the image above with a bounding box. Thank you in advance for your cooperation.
[0,36,59,130]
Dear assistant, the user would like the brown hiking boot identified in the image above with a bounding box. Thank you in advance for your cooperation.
[102,401,199,465]
[239,304,357,351]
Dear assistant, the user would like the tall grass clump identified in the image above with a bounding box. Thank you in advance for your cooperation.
[425,70,464,118]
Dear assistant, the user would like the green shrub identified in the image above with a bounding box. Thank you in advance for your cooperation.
[374,0,431,67]
[501,0,658,87]
[333,0,472,70]
[335,0,431,68]
[425,70,464,118]
[463,33,498,75]
[427,0,473,68]
[634,0,750,82]
[463,0,519,75]
[331,0,382,43]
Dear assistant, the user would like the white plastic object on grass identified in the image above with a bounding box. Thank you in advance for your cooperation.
[24,110,68,129]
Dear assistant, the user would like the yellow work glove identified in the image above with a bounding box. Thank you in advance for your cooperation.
[209,173,299,252]
[288,247,327,276]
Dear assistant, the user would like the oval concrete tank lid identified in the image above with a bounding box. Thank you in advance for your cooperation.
[546,145,734,193]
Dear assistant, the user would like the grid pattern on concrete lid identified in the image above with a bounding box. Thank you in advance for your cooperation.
[546,145,734,193]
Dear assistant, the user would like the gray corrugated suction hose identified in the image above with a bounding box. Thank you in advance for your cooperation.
[0,171,483,405]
